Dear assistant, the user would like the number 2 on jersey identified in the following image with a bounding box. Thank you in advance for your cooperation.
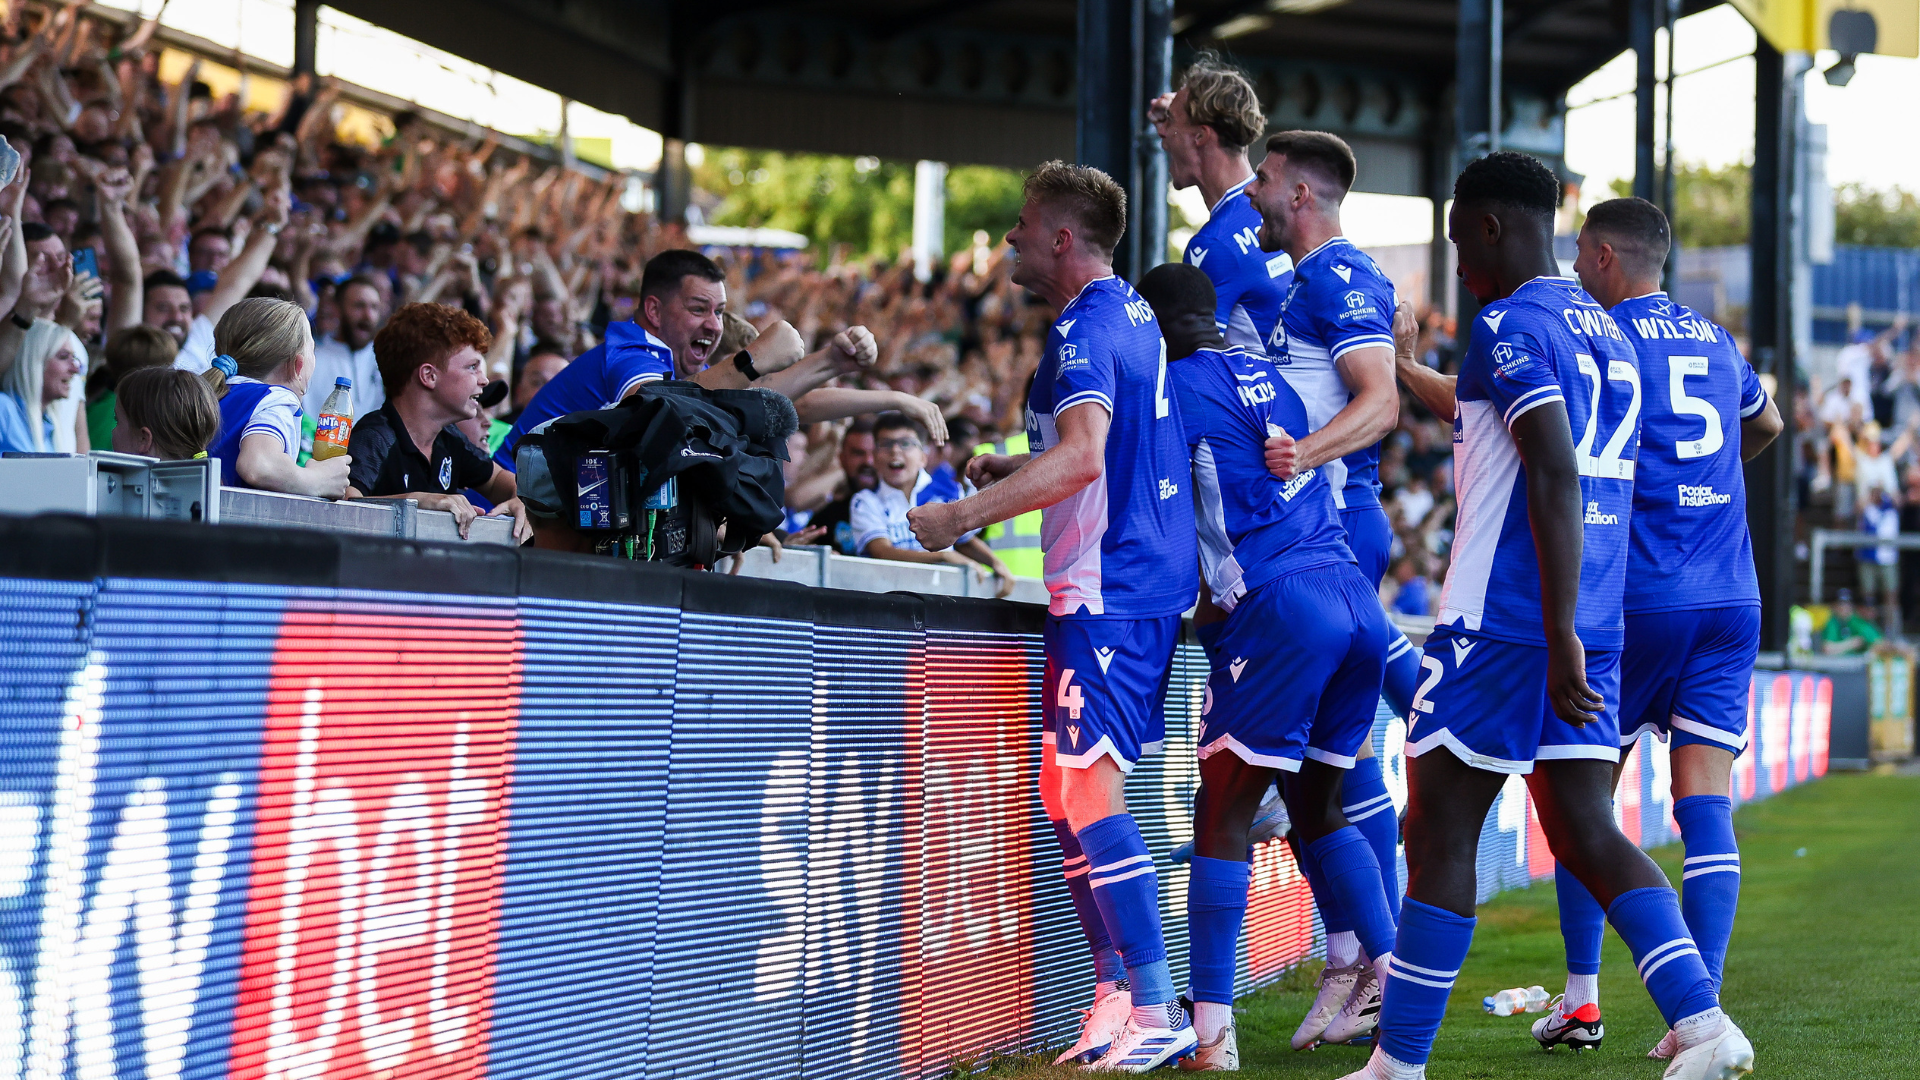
[1667,355,1723,460]
[1573,352,1640,480]
[1155,338,1170,419]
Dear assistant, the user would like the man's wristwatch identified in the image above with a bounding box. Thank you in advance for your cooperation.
[9,311,30,331]
[733,349,761,380]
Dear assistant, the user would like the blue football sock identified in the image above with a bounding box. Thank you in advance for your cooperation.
[1186,856,1250,1005]
[1555,861,1605,976]
[1380,635,1421,720]
[1607,886,1719,1026]
[1308,827,1397,964]
[1052,818,1125,983]
[1673,794,1740,989]
[1293,836,1354,940]
[1079,814,1174,1007]
[1341,756,1402,922]
[1377,897,1475,1066]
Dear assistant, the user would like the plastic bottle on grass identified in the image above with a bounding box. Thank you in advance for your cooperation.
[1482,986,1550,1016]
[312,377,353,461]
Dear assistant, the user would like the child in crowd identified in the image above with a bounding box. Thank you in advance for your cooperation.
[0,319,85,454]
[851,411,1012,597]
[202,297,351,498]
[87,325,181,449]
[112,366,221,460]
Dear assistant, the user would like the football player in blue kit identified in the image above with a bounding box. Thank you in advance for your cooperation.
[1243,129,1421,1047]
[1136,262,1400,1072]
[1525,197,1783,1061]
[1149,54,1292,353]
[1350,153,1753,1080]
[908,162,1199,1073]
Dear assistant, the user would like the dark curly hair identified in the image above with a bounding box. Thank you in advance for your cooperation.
[374,302,494,400]
[1453,150,1561,223]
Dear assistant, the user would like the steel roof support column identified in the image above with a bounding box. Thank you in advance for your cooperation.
[293,0,318,80]
[1631,0,1657,202]
[1077,0,1168,281]
[1748,41,1801,649]
[1454,0,1499,332]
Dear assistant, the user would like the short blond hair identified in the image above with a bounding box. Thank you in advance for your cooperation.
[1023,161,1127,258]
[1178,54,1267,151]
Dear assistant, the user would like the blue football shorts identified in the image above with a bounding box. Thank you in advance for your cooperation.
[1341,504,1395,587]
[1194,563,1391,772]
[1043,614,1181,773]
[1405,628,1621,773]
[1619,605,1760,755]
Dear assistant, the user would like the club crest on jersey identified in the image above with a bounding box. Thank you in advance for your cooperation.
[1094,646,1117,673]
[438,457,453,490]
[1229,657,1249,682]
[1332,263,1353,283]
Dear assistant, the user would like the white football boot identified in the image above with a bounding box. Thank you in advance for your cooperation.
[1178,1022,1239,1071]
[1054,987,1132,1065]
[1648,1028,1681,1060]
[1662,1013,1754,1080]
[1292,961,1365,1049]
[1085,1016,1198,1073]
[1320,964,1383,1044]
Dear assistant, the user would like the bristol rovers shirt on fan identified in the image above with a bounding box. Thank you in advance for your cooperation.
[1026,275,1198,618]
[1437,276,1640,650]
[1184,177,1292,354]
[1612,291,1768,614]
[493,321,674,470]
[1169,344,1353,612]
[1270,236,1397,510]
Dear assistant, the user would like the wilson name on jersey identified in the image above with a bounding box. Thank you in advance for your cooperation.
[1438,277,1640,649]
[1169,345,1353,612]
[1613,292,1768,613]
[1026,276,1199,619]
[1269,237,1396,510]
[1184,177,1292,355]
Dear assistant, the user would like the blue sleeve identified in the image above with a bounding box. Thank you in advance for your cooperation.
[607,339,673,402]
[1479,328,1565,429]
[1735,349,1768,419]
[1308,269,1395,359]
[0,393,33,453]
[1051,323,1116,417]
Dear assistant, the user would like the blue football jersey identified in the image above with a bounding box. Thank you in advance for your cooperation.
[1438,277,1640,650]
[1271,237,1396,510]
[494,321,675,470]
[1613,292,1768,614]
[1184,177,1293,355]
[1170,345,1353,613]
[1026,276,1199,619]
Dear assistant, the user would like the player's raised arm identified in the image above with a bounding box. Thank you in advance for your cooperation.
[1510,400,1602,726]
[909,401,1105,551]
[1392,300,1458,421]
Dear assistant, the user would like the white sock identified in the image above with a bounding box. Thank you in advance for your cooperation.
[1193,1000,1233,1044]
[1096,979,1127,1002]
[1326,931,1361,969]
[1563,972,1599,1011]
[1368,1045,1427,1080]
[1674,1006,1728,1050]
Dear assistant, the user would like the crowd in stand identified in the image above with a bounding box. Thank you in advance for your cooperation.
[0,2,1467,606]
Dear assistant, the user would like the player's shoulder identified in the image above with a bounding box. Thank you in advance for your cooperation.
[1059,276,1152,337]
[1301,238,1390,289]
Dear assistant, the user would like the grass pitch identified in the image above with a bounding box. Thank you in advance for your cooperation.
[989,771,1919,1079]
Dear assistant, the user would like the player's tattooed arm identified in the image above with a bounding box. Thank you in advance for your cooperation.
[1741,392,1784,462]
[1510,401,1604,728]
[1391,300,1457,421]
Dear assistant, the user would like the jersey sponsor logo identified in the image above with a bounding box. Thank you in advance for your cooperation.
[1093,647,1117,674]
[1561,306,1627,341]
[439,457,453,490]
[1229,657,1250,682]
[1452,637,1476,666]
[1267,321,1290,360]
[1158,478,1180,500]
[1483,309,1508,333]
[1057,319,1076,335]
[1491,343,1539,381]
[1277,467,1317,502]
[1345,290,1368,309]
[1584,500,1620,525]
[1058,342,1089,373]
[1332,263,1353,283]
[1679,483,1733,507]
[1340,290,1379,320]
[1188,247,1210,268]
[1266,253,1291,278]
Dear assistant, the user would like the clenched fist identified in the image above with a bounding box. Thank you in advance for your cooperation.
[832,325,878,369]
[1263,427,1301,481]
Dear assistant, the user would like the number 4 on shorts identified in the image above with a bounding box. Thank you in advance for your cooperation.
[1058,669,1085,719]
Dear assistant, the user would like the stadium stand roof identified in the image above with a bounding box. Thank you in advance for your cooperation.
[323,0,1721,193]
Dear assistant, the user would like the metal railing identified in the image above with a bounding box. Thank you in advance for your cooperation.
[1806,527,1920,603]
